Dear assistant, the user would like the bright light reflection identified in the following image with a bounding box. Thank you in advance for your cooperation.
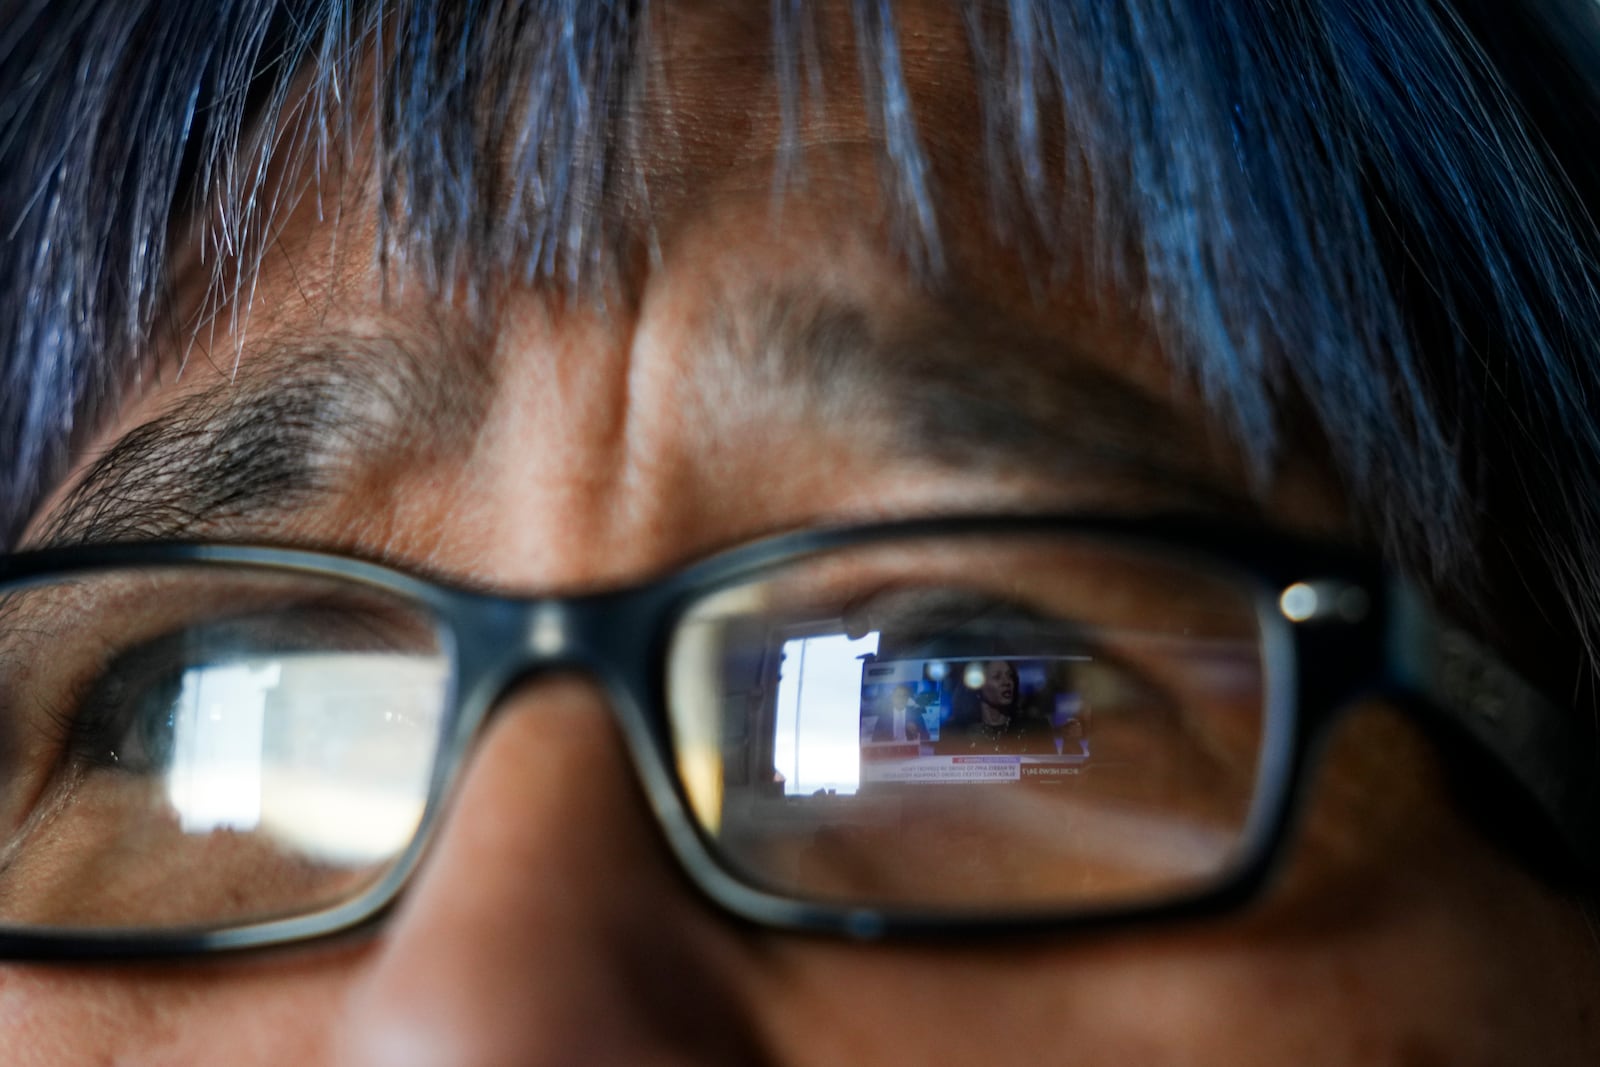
[165,654,447,865]
[168,663,274,834]
[1279,582,1318,622]
[256,773,426,865]
[773,631,879,796]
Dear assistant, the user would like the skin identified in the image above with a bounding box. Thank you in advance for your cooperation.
[885,686,920,740]
[5,3,1600,1064]
[979,662,1019,723]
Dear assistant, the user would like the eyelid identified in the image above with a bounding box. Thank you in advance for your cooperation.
[727,538,1257,635]
[0,573,444,805]
[841,585,1041,642]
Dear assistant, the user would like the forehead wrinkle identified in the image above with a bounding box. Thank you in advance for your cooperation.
[668,267,1254,521]
[883,306,1227,469]
[693,281,1254,516]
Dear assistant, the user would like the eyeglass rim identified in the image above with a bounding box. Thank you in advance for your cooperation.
[0,513,1586,959]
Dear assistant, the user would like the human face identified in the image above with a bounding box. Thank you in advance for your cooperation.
[6,4,1600,1066]
[980,661,1018,712]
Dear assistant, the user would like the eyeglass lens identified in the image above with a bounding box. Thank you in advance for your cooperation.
[0,569,451,931]
[667,534,1273,914]
[0,531,1275,934]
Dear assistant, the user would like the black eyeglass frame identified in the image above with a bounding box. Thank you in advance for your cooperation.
[0,512,1591,960]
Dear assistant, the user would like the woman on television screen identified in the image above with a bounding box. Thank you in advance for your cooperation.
[942,660,1053,755]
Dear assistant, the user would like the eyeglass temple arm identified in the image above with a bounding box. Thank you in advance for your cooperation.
[1387,583,1600,875]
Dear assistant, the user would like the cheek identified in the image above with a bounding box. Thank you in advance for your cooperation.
[752,871,1596,1066]
[0,709,1594,1067]
[0,946,363,1064]
[744,708,1600,1066]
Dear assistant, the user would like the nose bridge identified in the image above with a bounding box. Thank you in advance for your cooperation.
[499,587,661,694]
[450,586,668,784]
[457,587,646,707]
[437,582,699,888]
[338,659,770,1065]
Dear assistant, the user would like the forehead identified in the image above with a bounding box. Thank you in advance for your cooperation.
[150,0,1158,427]
[211,2,1067,318]
[33,1,1348,585]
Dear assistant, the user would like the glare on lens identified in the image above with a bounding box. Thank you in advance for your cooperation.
[1279,583,1318,621]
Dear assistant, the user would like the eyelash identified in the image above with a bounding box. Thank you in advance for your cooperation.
[31,597,429,779]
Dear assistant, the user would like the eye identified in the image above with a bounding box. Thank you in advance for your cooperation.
[60,634,186,775]
[666,530,1274,914]
[840,584,1237,769]
[0,565,453,934]
[842,586,1045,649]
[54,604,426,777]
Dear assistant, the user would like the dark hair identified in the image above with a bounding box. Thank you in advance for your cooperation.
[6,0,1600,696]
[948,659,1019,727]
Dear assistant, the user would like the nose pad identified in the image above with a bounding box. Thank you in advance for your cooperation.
[337,675,771,1066]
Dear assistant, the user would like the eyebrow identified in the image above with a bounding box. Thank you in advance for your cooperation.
[31,291,1252,551]
[32,334,494,549]
[728,287,1256,509]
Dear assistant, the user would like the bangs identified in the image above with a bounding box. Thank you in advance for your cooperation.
[6,0,1600,682]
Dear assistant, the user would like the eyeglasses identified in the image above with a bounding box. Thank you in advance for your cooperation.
[0,514,1589,959]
